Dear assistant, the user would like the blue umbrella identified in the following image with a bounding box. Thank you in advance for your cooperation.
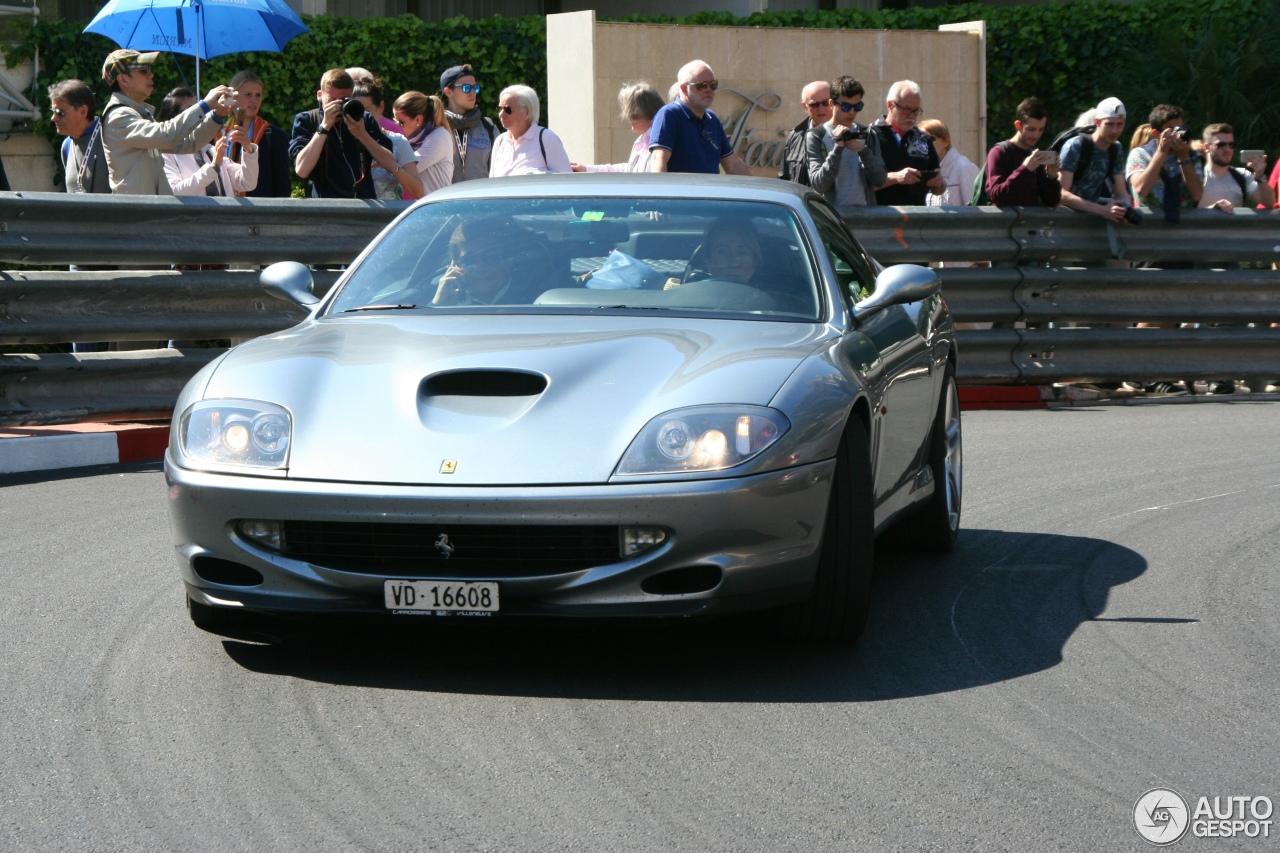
[85,0,308,91]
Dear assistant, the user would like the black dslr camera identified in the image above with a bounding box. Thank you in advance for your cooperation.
[832,126,866,143]
[341,97,365,120]
[1173,127,1192,144]
[1122,205,1143,225]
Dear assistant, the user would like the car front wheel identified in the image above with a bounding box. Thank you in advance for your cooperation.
[786,416,876,643]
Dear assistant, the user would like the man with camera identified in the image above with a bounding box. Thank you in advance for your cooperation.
[99,49,235,195]
[804,76,887,212]
[290,68,396,199]
[868,80,944,206]
[1059,97,1134,223]
[1126,104,1203,220]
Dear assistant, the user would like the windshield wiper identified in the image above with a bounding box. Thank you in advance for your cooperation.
[341,304,419,313]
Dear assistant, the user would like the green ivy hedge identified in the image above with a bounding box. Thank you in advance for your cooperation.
[6,0,1277,182]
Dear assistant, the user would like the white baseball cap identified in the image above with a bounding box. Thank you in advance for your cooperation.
[1095,97,1126,119]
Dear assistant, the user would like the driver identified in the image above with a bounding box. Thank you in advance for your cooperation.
[433,216,544,306]
[699,218,762,284]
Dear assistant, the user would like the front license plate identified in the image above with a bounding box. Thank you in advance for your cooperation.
[384,580,499,613]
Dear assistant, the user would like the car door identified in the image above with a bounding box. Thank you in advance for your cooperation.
[808,200,936,501]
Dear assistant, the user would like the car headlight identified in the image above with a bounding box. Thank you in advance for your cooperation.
[178,399,292,470]
[616,405,789,476]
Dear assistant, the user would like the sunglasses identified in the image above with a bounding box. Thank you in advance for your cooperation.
[451,83,480,95]
[700,128,721,151]
[127,66,154,76]
[834,100,865,113]
[1210,141,1235,149]
[803,100,830,109]
[51,108,67,118]
[498,104,520,115]
[688,80,719,92]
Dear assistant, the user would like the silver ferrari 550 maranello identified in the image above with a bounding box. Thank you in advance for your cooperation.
[165,174,961,642]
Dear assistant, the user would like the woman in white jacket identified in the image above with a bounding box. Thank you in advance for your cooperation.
[157,88,258,196]
[392,91,454,197]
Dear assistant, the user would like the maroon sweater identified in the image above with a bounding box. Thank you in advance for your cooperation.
[985,140,1062,207]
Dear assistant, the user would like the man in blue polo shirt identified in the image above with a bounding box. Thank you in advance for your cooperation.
[649,59,751,176]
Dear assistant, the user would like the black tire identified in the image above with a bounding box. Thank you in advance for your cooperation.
[898,364,962,551]
[787,416,876,643]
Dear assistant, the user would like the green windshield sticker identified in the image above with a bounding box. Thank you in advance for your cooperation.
[582,211,605,221]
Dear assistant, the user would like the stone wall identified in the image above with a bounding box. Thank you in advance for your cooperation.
[548,11,986,179]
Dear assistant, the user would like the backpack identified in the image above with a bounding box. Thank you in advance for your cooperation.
[970,140,1010,205]
[1049,125,1119,185]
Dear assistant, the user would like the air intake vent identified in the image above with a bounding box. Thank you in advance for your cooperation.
[423,370,547,397]
[280,521,621,577]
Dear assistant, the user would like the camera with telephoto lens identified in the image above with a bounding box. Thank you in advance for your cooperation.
[341,97,365,120]
[1174,127,1192,144]
[1122,205,1143,225]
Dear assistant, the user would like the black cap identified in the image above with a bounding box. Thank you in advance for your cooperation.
[440,65,473,91]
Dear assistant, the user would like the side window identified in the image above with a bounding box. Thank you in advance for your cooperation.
[807,200,876,306]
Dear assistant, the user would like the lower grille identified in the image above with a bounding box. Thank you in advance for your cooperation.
[280,521,622,577]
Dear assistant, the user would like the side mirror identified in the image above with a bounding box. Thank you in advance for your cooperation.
[261,261,320,306]
[852,264,939,318]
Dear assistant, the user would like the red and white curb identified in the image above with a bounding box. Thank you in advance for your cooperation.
[0,423,169,475]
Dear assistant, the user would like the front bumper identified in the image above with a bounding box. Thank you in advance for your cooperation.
[166,452,836,619]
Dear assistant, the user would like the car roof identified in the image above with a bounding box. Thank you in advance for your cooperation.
[424,173,819,208]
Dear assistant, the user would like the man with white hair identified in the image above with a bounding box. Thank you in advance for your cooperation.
[869,80,944,205]
[649,59,751,175]
[779,80,831,185]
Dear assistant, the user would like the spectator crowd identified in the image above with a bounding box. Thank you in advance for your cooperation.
[43,48,1280,215]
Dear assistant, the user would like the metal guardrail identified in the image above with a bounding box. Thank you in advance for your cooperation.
[1,192,1278,425]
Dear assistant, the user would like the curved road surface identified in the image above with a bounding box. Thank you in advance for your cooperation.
[2,403,1277,851]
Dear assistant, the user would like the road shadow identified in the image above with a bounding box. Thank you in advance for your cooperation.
[221,528,1159,703]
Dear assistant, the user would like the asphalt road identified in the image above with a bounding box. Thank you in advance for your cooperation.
[2,402,1277,852]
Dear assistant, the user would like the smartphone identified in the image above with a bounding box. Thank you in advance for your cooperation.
[1043,150,1059,164]
[1239,149,1264,166]
[232,106,246,128]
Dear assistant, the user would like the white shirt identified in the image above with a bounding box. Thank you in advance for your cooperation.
[489,123,572,177]
[162,142,258,196]
[928,147,980,207]
[411,126,455,194]
[1198,166,1260,209]
[585,131,653,173]
[371,131,419,200]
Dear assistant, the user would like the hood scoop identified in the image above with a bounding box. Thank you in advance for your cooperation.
[418,370,548,433]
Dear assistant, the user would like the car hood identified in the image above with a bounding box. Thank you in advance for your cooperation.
[202,314,832,485]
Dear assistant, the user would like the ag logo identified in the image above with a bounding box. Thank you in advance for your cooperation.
[1134,788,1190,845]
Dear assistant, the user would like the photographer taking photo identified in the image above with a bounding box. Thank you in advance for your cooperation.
[1126,104,1203,221]
[289,68,397,199]
[805,76,888,213]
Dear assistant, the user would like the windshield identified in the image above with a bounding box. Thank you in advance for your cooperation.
[326,197,823,321]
